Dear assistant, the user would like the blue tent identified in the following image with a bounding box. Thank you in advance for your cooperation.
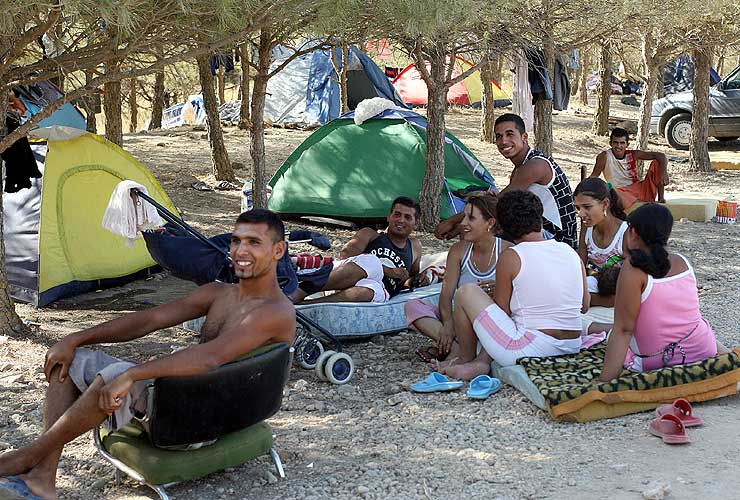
[264,46,408,127]
[663,56,721,96]
[13,81,86,130]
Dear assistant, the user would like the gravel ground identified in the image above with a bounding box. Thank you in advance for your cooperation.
[2,100,739,500]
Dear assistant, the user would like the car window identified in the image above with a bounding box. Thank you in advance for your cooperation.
[725,69,740,90]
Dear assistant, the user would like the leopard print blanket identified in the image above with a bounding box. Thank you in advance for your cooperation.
[517,342,740,409]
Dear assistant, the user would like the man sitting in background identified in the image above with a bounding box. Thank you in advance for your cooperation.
[590,127,669,208]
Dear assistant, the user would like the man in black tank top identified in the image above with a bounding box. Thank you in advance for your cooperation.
[434,113,578,249]
[292,197,425,303]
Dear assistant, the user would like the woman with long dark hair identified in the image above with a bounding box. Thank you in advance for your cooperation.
[599,203,725,382]
[574,177,628,307]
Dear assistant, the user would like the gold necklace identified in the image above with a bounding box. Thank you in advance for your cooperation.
[472,238,496,273]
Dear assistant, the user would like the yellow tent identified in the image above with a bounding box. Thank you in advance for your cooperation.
[4,127,178,306]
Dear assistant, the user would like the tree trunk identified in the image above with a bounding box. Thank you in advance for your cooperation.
[250,30,273,209]
[84,70,98,133]
[580,49,590,106]
[238,43,251,129]
[217,65,226,105]
[149,70,165,130]
[534,32,555,155]
[128,78,138,133]
[716,47,725,77]
[689,47,712,173]
[636,32,660,151]
[196,54,235,181]
[479,59,496,143]
[0,92,28,336]
[592,41,612,135]
[340,44,349,113]
[418,50,448,231]
[492,56,504,83]
[104,62,123,146]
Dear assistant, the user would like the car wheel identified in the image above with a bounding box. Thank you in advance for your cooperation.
[716,136,739,143]
[665,113,692,150]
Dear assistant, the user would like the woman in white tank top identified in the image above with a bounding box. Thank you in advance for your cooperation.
[574,178,629,307]
[439,190,589,379]
[405,193,511,362]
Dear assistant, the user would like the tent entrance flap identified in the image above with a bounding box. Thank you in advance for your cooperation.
[347,70,379,110]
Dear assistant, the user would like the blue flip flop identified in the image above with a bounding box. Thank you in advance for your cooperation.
[0,475,45,500]
[466,374,502,400]
[410,372,464,393]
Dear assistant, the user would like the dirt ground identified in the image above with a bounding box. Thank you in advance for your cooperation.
[2,99,740,500]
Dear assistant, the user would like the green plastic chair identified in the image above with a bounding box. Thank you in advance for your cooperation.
[93,343,292,499]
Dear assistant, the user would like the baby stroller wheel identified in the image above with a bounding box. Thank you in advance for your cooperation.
[315,350,336,381]
[325,353,354,385]
[297,337,324,369]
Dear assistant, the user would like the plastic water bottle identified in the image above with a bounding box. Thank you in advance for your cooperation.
[241,180,253,212]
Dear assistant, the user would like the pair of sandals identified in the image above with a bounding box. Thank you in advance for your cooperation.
[648,399,704,444]
[410,372,501,399]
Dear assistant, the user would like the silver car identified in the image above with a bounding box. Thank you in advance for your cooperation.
[650,65,740,150]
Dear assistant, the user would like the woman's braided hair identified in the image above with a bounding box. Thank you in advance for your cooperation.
[627,203,673,278]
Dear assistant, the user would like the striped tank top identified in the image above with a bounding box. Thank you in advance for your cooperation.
[457,238,502,287]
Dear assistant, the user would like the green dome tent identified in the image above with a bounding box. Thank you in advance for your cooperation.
[268,109,495,222]
[3,126,178,306]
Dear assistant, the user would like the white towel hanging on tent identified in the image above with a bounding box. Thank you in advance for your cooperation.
[102,180,164,247]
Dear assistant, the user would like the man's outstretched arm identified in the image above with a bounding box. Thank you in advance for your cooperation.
[44,283,217,383]
[98,301,296,409]
[632,150,668,174]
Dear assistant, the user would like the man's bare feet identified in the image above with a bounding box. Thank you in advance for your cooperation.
[19,472,56,500]
[427,357,458,373]
[440,359,490,381]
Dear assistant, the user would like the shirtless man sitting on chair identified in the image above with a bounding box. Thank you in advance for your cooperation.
[0,209,295,500]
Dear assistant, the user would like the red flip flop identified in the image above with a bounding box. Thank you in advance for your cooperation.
[648,413,690,444]
[655,398,704,427]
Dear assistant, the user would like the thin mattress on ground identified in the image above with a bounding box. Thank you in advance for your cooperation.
[493,343,740,422]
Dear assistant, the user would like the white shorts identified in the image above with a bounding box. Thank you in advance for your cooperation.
[334,254,389,303]
[473,303,582,366]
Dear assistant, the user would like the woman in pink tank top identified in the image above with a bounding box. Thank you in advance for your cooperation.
[599,204,724,382]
